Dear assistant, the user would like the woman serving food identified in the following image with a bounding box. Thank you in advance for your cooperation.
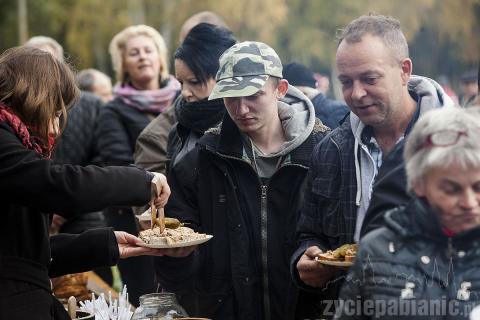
[0,46,185,320]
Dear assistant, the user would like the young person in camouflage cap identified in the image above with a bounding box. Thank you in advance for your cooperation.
[155,41,329,320]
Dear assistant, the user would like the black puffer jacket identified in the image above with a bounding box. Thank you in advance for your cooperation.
[96,96,153,166]
[336,199,480,320]
[156,112,329,320]
[54,92,103,166]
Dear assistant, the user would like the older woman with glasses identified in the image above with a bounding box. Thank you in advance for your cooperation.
[335,107,480,320]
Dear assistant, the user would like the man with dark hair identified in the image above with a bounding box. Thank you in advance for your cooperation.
[283,62,348,128]
[291,14,453,318]
[155,41,329,320]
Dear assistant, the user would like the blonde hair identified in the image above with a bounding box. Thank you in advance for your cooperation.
[0,46,79,150]
[24,36,64,61]
[109,25,169,85]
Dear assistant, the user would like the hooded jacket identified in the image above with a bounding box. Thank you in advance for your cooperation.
[336,198,480,320]
[291,75,454,317]
[154,86,329,320]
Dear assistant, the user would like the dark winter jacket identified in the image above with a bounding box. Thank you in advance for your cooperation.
[166,97,225,173]
[54,92,106,233]
[336,199,480,320]
[155,87,330,320]
[54,92,103,166]
[96,96,153,166]
[0,121,153,319]
[311,92,349,129]
[290,76,454,319]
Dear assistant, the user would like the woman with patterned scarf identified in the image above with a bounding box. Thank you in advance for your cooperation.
[0,46,174,320]
[94,24,180,306]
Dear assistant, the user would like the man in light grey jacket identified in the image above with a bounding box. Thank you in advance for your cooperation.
[291,14,454,319]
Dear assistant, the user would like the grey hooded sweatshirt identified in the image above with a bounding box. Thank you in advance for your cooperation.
[243,85,317,178]
[352,75,455,241]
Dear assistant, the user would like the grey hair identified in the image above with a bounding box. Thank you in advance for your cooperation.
[337,14,409,64]
[76,68,110,91]
[109,25,169,84]
[404,107,480,191]
[24,36,64,61]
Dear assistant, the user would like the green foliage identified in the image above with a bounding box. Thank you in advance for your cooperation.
[0,0,478,82]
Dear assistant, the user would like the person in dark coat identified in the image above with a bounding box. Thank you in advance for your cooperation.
[283,62,349,129]
[155,41,330,320]
[95,24,180,305]
[135,23,236,176]
[336,107,480,319]
[291,15,454,319]
[0,46,177,320]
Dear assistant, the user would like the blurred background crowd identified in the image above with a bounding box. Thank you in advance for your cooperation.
[1,0,478,103]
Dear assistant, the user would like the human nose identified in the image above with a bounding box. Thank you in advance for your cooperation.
[181,85,192,100]
[351,81,367,101]
[235,98,249,116]
[138,49,147,59]
[460,189,479,210]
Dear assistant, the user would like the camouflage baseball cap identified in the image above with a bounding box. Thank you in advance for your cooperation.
[208,41,283,100]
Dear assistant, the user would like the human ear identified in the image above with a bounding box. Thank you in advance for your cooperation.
[276,79,289,98]
[400,58,413,85]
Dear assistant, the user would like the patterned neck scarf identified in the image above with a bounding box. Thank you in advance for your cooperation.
[0,102,51,158]
[114,75,180,114]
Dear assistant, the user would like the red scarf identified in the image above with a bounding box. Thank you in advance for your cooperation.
[442,227,456,237]
[0,102,52,158]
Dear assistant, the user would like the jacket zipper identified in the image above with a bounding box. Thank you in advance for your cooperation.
[260,184,270,320]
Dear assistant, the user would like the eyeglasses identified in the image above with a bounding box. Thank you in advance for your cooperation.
[421,130,468,149]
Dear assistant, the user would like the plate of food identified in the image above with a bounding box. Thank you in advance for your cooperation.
[314,243,357,267]
[139,225,213,249]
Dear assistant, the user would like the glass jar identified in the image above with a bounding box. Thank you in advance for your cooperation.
[131,293,188,320]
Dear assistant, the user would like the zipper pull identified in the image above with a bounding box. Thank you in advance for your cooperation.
[261,185,267,199]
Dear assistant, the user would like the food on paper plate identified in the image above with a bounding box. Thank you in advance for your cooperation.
[139,222,210,247]
[316,243,358,262]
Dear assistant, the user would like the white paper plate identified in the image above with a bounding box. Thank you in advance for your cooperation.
[136,208,153,222]
[139,235,213,249]
[314,256,353,267]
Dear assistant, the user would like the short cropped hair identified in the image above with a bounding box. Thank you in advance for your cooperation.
[76,68,110,91]
[0,46,79,151]
[24,36,64,61]
[174,23,236,84]
[404,107,480,191]
[109,25,169,84]
[179,11,227,43]
[337,14,409,63]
